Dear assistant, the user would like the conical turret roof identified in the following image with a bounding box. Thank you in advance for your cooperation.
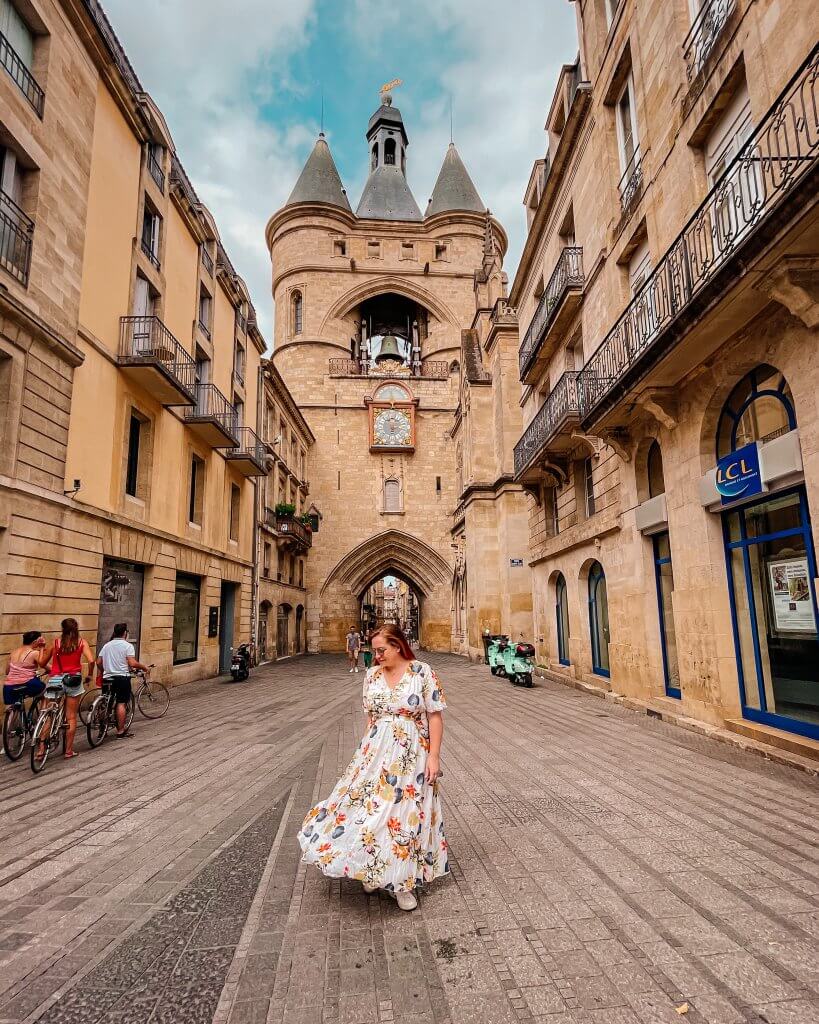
[356,167,422,221]
[285,133,351,211]
[425,143,484,217]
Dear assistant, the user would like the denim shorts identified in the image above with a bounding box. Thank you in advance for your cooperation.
[46,674,84,699]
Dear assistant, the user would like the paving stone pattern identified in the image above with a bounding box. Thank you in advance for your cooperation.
[0,655,817,1024]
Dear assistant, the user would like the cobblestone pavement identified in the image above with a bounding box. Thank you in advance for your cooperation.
[0,654,817,1024]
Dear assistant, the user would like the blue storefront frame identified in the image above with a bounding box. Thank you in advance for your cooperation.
[723,486,819,742]
[653,533,680,699]
[588,562,610,678]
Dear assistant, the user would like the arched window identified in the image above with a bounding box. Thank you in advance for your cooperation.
[588,561,610,677]
[383,478,401,512]
[371,144,378,171]
[647,440,665,498]
[384,138,396,165]
[291,291,303,335]
[555,574,570,665]
[716,364,795,458]
[374,382,411,403]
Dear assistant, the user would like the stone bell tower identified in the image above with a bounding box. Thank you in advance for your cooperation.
[266,89,530,655]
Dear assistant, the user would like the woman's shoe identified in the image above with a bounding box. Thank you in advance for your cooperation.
[396,891,417,912]
[362,882,378,894]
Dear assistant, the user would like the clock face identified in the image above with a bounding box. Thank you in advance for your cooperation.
[373,408,412,447]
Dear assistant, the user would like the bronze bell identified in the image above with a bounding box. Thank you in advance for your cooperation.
[374,334,403,364]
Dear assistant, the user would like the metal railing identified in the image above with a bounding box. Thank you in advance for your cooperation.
[229,426,267,466]
[201,246,214,276]
[119,316,196,395]
[0,29,44,117]
[274,513,313,548]
[618,148,643,214]
[184,383,239,443]
[140,237,160,270]
[232,368,245,390]
[519,247,583,380]
[683,0,736,82]
[578,46,819,423]
[328,358,449,379]
[147,149,165,191]
[514,371,581,478]
[197,318,211,341]
[0,188,34,285]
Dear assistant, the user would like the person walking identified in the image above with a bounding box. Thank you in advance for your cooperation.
[346,626,361,673]
[41,618,94,759]
[97,623,148,738]
[298,623,448,911]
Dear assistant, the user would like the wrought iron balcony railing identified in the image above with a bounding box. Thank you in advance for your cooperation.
[232,368,245,391]
[0,188,34,285]
[184,383,239,443]
[226,426,267,468]
[514,371,581,479]
[0,29,44,117]
[197,318,211,341]
[578,45,819,424]
[618,148,643,214]
[140,238,160,270]
[273,513,313,548]
[519,247,583,380]
[201,246,214,276]
[328,358,450,379]
[147,149,165,191]
[683,0,736,82]
[119,315,196,396]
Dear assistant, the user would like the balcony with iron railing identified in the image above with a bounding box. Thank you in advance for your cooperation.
[513,371,582,481]
[519,247,584,383]
[0,189,34,286]
[118,316,196,406]
[618,148,643,216]
[201,246,214,276]
[578,46,819,427]
[140,237,161,271]
[0,29,44,117]
[328,358,450,379]
[266,509,313,550]
[683,0,736,83]
[224,426,268,477]
[147,149,165,192]
[184,383,239,447]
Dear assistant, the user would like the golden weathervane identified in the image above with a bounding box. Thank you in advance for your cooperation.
[380,78,403,102]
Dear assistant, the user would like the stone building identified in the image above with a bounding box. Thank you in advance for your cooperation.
[0,0,268,685]
[266,90,532,656]
[257,359,315,661]
[512,0,819,751]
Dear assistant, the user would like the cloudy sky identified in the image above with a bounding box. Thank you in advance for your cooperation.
[104,0,578,342]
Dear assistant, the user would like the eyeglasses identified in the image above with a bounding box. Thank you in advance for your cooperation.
[373,647,389,656]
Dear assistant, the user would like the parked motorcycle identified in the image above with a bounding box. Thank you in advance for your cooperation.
[488,636,535,687]
[230,642,252,682]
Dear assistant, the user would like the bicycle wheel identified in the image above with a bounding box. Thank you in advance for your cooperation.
[86,697,109,748]
[124,694,135,731]
[3,706,25,762]
[30,710,54,773]
[137,681,170,719]
[78,688,97,726]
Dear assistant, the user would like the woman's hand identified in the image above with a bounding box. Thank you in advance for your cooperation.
[425,753,441,785]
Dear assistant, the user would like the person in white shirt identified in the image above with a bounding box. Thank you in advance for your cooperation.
[96,623,148,738]
[346,627,361,673]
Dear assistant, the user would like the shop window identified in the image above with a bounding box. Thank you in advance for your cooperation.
[716,364,795,459]
[555,574,570,665]
[189,454,205,525]
[588,561,610,676]
[229,484,240,542]
[173,573,201,664]
[654,531,680,698]
[647,440,665,498]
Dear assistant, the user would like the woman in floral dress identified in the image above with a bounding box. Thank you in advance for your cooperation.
[298,623,448,911]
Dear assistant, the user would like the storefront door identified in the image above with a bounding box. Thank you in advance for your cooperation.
[724,488,819,740]
[588,561,610,677]
[97,559,144,657]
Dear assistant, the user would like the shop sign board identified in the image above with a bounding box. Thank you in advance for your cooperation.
[716,443,763,505]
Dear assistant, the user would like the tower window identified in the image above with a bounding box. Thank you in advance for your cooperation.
[401,242,415,260]
[371,144,378,171]
[384,138,396,165]
[333,238,346,257]
[434,242,448,261]
[367,240,381,259]
[383,478,402,513]
[291,290,303,335]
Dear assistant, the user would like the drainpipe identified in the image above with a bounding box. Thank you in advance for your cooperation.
[251,359,264,664]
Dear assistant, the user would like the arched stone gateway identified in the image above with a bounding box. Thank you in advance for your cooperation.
[319,530,452,652]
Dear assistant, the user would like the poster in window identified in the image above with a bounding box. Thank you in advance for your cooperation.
[767,557,816,633]
[97,560,143,656]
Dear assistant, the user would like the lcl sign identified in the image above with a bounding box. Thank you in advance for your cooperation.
[716,442,764,505]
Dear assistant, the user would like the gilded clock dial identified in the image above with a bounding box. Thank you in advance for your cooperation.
[373,408,411,446]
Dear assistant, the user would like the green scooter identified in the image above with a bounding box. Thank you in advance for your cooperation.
[488,636,535,687]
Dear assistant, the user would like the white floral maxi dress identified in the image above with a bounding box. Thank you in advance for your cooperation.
[298,660,449,893]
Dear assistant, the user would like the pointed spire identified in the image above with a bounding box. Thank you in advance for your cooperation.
[483,208,499,259]
[356,96,422,221]
[425,143,484,218]
[285,133,351,211]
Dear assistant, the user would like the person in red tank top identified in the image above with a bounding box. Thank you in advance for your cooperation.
[41,618,94,759]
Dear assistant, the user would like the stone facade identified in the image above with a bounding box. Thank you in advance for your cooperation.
[512,0,819,750]
[0,0,268,689]
[267,101,532,656]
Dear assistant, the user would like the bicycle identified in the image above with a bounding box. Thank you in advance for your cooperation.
[30,680,69,773]
[79,667,169,724]
[86,679,136,749]
[2,677,45,762]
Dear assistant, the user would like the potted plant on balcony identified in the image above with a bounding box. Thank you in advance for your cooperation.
[274,502,296,518]
[298,513,313,533]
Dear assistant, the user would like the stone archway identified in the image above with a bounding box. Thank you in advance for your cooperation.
[319,530,452,652]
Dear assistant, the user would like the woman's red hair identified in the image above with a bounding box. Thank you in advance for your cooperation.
[371,623,414,661]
